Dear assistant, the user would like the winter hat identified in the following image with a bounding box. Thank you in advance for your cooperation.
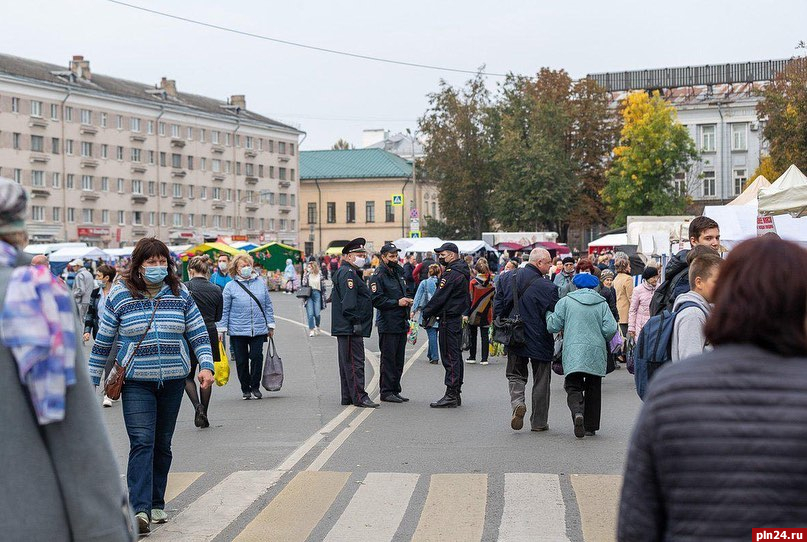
[562,256,575,265]
[573,273,600,289]
[600,269,614,281]
[642,267,659,281]
[0,177,27,235]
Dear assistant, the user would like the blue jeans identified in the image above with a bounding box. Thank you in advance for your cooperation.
[306,290,322,330]
[426,327,439,361]
[122,378,185,517]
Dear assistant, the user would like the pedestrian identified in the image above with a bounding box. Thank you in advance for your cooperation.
[412,264,441,364]
[553,256,575,291]
[0,178,136,541]
[330,238,378,408]
[628,267,658,340]
[184,255,223,428]
[612,253,633,369]
[283,258,297,294]
[210,253,232,290]
[71,258,94,323]
[598,269,620,323]
[414,252,436,288]
[671,252,723,362]
[465,258,495,365]
[546,273,618,438]
[83,263,118,407]
[618,235,807,540]
[402,254,417,297]
[422,242,471,408]
[31,254,49,267]
[302,258,326,336]
[88,237,214,534]
[559,259,597,298]
[218,253,275,400]
[494,248,558,432]
[369,243,413,403]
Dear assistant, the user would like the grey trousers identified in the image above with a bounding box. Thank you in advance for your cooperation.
[506,353,551,430]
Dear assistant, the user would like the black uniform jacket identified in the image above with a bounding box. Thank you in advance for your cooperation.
[369,262,409,334]
[331,262,373,337]
[422,259,471,321]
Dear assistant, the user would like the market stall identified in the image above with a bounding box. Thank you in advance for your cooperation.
[758,164,807,218]
[587,233,628,254]
[248,242,303,272]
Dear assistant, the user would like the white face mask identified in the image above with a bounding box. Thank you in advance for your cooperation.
[239,266,253,278]
[353,256,367,268]
[218,262,228,272]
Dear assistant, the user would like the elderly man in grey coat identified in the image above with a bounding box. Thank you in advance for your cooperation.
[71,258,94,322]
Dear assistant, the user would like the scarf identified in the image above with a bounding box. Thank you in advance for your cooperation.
[0,241,77,425]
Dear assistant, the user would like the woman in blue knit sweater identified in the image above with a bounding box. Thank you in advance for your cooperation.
[89,238,214,535]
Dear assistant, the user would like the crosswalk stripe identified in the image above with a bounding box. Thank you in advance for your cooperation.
[571,474,623,542]
[148,470,284,542]
[412,474,488,542]
[164,472,204,503]
[234,471,350,542]
[324,472,420,542]
[499,473,570,542]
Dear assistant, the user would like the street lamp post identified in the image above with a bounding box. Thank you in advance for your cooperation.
[405,128,418,234]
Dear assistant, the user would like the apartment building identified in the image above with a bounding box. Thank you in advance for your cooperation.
[0,53,303,247]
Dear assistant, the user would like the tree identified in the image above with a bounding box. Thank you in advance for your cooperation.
[331,138,353,150]
[602,91,698,226]
[419,72,497,237]
[756,55,807,173]
[750,155,781,186]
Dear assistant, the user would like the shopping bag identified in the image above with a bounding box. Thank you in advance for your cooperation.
[551,334,564,375]
[261,338,284,392]
[461,323,471,351]
[407,321,419,345]
[214,341,230,386]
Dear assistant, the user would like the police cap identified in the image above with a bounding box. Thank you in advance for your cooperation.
[380,243,400,255]
[341,238,367,255]
[434,242,459,254]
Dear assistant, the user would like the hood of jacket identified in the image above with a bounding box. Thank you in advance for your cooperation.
[673,290,711,314]
[447,259,471,281]
[567,287,607,306]
[640,281,657,293]
[665,249,689,278]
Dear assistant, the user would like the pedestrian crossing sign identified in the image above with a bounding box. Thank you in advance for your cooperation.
[410,231,421,238]
[391,194,404,207]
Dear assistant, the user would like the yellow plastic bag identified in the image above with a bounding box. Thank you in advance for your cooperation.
[214,341,230,386]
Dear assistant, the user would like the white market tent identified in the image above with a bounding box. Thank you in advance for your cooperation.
[168,244,192,254]
[758,164,807,218]
[105,247,135,258]
[728,175,770,206]
[24,242,87,255]
[446,240,496,254]
[392,238,415,251]
[48,246,111,263]
[402,237,444,254]
[637,233,673,256]
[588,233,628,251]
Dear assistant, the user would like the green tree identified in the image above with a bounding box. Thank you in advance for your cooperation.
[757,55,807,173]
[419,72,497,238]
[331,138,353,150]
[602,91,698,226]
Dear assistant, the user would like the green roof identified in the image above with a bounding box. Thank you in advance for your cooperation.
[300,148,412,180]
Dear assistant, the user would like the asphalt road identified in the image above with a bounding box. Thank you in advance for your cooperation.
[92,289,644,541]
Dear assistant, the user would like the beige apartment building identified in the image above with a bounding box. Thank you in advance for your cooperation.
[0,53,302,247]
[299,148,441,255]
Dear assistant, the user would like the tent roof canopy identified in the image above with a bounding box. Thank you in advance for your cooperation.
[728,175,770,206]
[444,240,496,254]
[759,164,807,218]
[48,246,110,262]
[186,242,244,256]
[588,233,629,248]
[249,242,303,254]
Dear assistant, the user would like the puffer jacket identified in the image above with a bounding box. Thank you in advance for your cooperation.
[546,288,618,377]
[628,281,656,336]
[218,275,275,337]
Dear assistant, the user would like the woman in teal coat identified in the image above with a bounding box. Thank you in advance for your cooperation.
[547,273,617,439]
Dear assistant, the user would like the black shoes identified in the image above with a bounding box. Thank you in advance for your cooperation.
[194,404,209,428]
[511,404,526,430]
[252,389,263,400]
[242,392,252,400]
[341,399,352,405]
[430,387,460,408]
[355,398,380,408]
[396,394,410,402]
[381,394,404,403]
[584,431,596,437]
[574,413,585,438]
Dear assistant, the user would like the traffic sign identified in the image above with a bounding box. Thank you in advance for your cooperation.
[410,231,421,239]
[410,208,419,219]
[410,218,420,232]
[391,194,404,207]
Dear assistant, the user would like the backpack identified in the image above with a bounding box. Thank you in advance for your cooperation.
[633,301,704,400]
[649,266,688,316]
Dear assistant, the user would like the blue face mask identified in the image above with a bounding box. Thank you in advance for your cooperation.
[239,266,253,278]
[143,266,168,284]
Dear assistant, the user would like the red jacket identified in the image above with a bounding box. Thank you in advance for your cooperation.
[467,273,494,326]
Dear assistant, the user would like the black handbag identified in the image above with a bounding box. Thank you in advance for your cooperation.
[295,286,313,299]
[461,324,472,351]
[492,271,539,348]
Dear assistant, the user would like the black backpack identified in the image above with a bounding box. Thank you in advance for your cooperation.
[650,266,688,316]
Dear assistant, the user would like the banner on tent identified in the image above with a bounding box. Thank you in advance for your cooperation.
[756,215,777,236]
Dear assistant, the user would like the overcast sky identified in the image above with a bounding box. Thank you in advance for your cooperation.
[3,0,805,149]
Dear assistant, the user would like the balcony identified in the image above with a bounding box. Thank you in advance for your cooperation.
[131,194,148,204]
[132,226,148,236]
[212,173,226,182]
[245,176,258,185]
[80,191,100,201]
[278,180,291,188]
[79,125,97,136]
[131,165,147,174]
[170,138,185,148]
[171,169,186,178]
[245,202,259,212]
[172,198,186,207]
[212,200,226,210]
[130,134,147,143]
[279,205,292,214]
[245,149,257,158]
[30,187,51,198]
[28,117,48,129]
[211,145,225,154]
[279,156,290,163]
[81,159,99,169]
[30,154,50,164]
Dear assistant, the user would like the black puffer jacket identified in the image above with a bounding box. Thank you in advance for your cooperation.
[618,345,807,540]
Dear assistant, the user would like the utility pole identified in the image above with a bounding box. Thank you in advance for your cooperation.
[406,128,418,234]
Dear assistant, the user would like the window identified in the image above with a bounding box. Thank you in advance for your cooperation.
[149,212,155,226]
[290,194,296,207]
[117,178,125,193]
[50,104,59,120]
[258,139,263,151]
[31,170,44,187]
[199,129,206,142]
[67,208,75,223]
[160,212,167,226]
[173,213,182,227]
[131,148,142,162]
[130,117,141,132]
[148,181,155,196]
[246,217,254,230]
[226,189,232,201]
[279,193,288,206]
[733,169,747,195]
[279,167,287,180]
[259,218,265,230]
[31,206,45,222]
[279,141,287,154]
[148,150,155,164]
[269,218,275,230]
[12,133,21,149]
[200,186,207,199]
[81,141,93,157]
[226,216,233,228]
[700,125,716,152]
[212,131,220,144]
[116,146,124,160]
[100,112,107,127]
[65,139,74,155]
[11,97,20,113]
[258,164,264,177]
[431,201,437,218]
[291,220,296,231]
[235,135,240,147]
[327,202,336,223]
[290,143,295,156]
[65,106,73,121]
[186,127,193,140]
[187,156,194,170]
[118,211,126,225]
[31,135,44,152]
[365,201,375,223]
[116,115,123,129]
[269,166,275,179]
[266,192,276,205]
[101,177,109,192]
[236,162,242,175]
[173,183,182,198]
[171,124,180,137]
[132,179,143,195]
[225,133,231,146]
[245,136,253,149]
[80,109,92,125]
[245,163,254,176]
[731,123,747,151]
[279,219,287,231]
[268,140,274,153]
[147,120,154,134]
[674,172,686,196]
[31,101,42,117]
[188,214,194,227]
[51,172,61,188]
[100,144,108,158]
[346,202,356,223]
[133,211,143,225]
[213,187,222,200]
[225,161,232,174]
[82,209,93,224]
[66,174,74,189]
[170,153,181,168]
[188,185,194,199]
[52,207,61,222]
[52,137,60,154]
[290,169,295,181]
[385,200,395,222]
[212,159,221,173]
[213,215,221,228]
[13,169,21,183]
[159,122,166,136]
[160,152,166,167]
[200,157,206,170]
[702,171,716,197]
[101,209,109,225]
[81,175,93,191]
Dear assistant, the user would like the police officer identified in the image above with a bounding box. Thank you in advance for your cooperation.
[330,238,378,408]
[422,242,471,408]
[369,243,414,403]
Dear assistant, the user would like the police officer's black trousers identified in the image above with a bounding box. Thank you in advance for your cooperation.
[438,317,463,389]
[379,333,406,398]
[337,335,368,405]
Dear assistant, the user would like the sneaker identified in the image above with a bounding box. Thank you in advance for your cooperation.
[252,389,263,400]
[574,413,585,439]
[315,327,322,336]
[480,360,489,366]
[102,395,113,408]
[511,404,527,431]
[465,358,477,364]
[429,359,439,365]
[151,508,168,524]
[136,512,150,534]
[309,330,316,337]
[242,393,252,400]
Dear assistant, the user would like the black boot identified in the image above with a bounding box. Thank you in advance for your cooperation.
[456,387,462,406]
[430,387,459,408]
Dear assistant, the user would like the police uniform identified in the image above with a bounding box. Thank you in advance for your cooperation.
[369,243,410,403]
[422,243,471,407]
[330,238,377,408]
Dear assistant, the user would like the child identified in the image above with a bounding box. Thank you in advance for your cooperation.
[671,253,722,362]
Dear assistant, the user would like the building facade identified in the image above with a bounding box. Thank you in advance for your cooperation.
[300,148,439,255]
[0,53,302,247]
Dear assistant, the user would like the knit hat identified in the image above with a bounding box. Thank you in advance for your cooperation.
[0,177,27,234]
[600,269,615,281]
[642,267,659,281]
[562,256,575,265]
[573,273,600,289]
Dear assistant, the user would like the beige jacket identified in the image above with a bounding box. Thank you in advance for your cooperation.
[613,272,634,324]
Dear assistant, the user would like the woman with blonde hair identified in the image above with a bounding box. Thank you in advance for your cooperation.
[301,257,326,336]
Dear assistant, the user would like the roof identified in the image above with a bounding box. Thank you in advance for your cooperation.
[0,53,301,134]
[300,148,412,180]
[365,132,425,158]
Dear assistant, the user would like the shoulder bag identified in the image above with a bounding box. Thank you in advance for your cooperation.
[104,299,160,400]
[492,271,540,348]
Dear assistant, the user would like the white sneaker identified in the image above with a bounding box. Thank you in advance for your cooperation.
[466,358,477,364]
[102,395,113,408]
[315,327,322,336]
[309,330,316,337]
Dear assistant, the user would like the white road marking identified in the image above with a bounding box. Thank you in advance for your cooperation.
[498,473,570,542]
